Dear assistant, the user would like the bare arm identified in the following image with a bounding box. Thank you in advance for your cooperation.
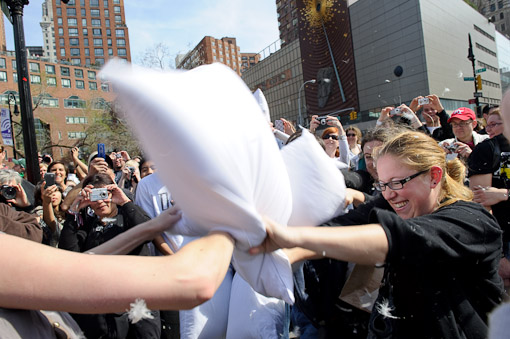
[251,218,388,265]
[0,229,234,313]
[469,173,493,211]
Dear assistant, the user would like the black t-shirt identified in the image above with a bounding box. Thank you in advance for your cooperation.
[468,134,510,244]
[368,201,503,339]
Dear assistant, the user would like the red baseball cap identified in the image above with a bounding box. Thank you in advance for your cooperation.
[447,107,476,123]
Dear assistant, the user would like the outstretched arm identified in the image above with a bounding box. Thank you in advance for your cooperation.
[0,224,234,313]
[251,218,388,265]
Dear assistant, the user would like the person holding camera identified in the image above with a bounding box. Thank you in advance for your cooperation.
[47,161,69,194]
[409,94,452,141]
[118,159,141,194]
[0,169,35,213]
[33,180,65,247]
[439,107,489,162]
[309,115,350,165]
[59,172,161,338]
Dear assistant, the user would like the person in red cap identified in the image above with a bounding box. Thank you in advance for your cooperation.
[439,107,489,161]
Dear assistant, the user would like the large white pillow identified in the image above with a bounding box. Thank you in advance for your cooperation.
[100,61,295,303]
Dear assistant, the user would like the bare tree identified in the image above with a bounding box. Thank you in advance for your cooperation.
[137,42,175,70]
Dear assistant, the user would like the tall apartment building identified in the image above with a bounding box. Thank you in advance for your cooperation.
[471,0,510,38]
[41,0,131,67]
[175,36,259,76]
[276,0,299,47]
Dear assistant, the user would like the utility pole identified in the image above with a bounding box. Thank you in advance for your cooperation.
[467,33,482,117]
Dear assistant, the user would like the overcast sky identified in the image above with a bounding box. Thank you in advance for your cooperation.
[4,0,280,64]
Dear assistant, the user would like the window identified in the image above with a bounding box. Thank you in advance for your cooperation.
[71,59,81,65]
[116,38,125,46]
[115,29,124,37]
[104,0,108,7]
[105,19,110,27]
[68,18,77,26]
[12,60,16,70]
[56,7,62,16]
[89,82,97,90]
[106,29,111,36]
[59,38,65,46]
[107,38,112,46]
[58,27,64,36]
[57,17,63,25]
[85,58,91,65]
[90,0,99,6]
[108,48,113,56]
[61,66,70,76]
[88,71,96,80]
[69,28,79,36]
[64,96,86,108]
[67,0,75,5]
[13,73,17,82]
[29,62,40,73]
[114,6,121,13]
[68,132,87,139]
[75,69,83,78]
[45,64,55,74]
[0,71,7,82]
[84,39,89,47]
[92,19,101,26]
[498,0,503,9]
[93,38,103,46]
[69,38,79,46]
[83,28,88,36]
[105,9,109,16]
[67,8,76,16]
[91,9,100,17]
[30,75,41,84]
[66,116,88,124]
[46,77,57,86]
[82,18,87,26]
[94,48,104,56]
[113,0,120,4]
[92,97,108,110]
[70,48,80,56]
[33,94,58,108]
[502,23,506,31]
[76,80,85,89]
[93,28,102,36]
[61,78,71,88]
[117,48,127,56]
[101,83,110,92]
[60,48,66,56]
[0,58,6,69]
[115,15,122,22]
[84,48,90,56]
[95,58,105,65]
[80,8,86,16]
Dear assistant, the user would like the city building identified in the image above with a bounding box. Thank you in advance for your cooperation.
[27,46,45,58]
[175,36,259,76]
[243,0,359,127]
[0,51,114,159]
[472,0,510,38]
[41,0,131,66]
[244,0,507,131]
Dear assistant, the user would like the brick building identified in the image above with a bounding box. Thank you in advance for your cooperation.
[41,0,131,66]
[175,36,260,76]
[276,0,299,47]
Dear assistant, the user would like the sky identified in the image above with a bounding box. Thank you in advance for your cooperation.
[4,0,280,65]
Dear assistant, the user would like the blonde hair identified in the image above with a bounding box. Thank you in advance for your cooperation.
[345,126,362,144]
[375,131,472,208]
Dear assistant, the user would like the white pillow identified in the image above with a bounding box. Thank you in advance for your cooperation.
[281,129,346,226]
[100,61,294,303]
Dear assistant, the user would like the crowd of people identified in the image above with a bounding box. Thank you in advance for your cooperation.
[0,90,510,339]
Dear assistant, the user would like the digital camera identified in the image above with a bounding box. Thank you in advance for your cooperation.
[445,144,458,153]
[0,185,16,200]
[389,108,401,116]
[90,188,109,201]
[317,115,329,125]
[418,97,430,106]
[127,166,135,173]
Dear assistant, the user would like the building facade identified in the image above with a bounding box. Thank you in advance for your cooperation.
[474,0,510,38]
[0,51,114,159]
[41,0,131,67]
[175,36,259,76]
[277,0,299,47]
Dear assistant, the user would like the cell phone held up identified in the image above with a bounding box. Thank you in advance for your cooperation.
[44,172,55,188]
[97,143,106,159]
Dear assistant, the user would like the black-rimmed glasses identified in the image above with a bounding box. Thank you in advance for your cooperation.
[374,170,428,191]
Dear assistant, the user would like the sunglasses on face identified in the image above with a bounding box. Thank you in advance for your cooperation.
[322,134,339,140]
[346,133,356,137]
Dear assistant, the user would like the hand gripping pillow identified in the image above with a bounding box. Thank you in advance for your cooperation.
[100,61,295,303]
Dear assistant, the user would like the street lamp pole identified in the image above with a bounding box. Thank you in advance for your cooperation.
[298,79,316,126]
[7,93,18,160]
[4,0,40,184]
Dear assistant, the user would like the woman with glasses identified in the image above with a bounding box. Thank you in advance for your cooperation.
[468,109,510,288]
[252,130,504,339]
[310,114,350,165]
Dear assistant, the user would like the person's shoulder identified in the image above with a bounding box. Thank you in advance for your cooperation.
[472,131,490,144]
